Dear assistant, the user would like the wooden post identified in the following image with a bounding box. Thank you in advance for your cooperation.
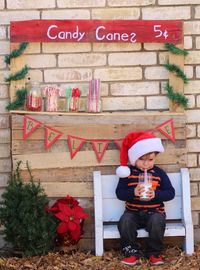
[9,43,26,102]
[168,43,185,113]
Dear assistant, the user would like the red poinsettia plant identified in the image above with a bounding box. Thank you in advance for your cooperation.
[48,195,89,246]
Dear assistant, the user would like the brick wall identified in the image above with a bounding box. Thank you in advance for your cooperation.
[1,0,200,244]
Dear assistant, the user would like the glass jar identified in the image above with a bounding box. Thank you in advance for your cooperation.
[26,82,42,111]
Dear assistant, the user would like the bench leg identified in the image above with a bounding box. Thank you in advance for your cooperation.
[95,234,104,256]
[183,224,194,255]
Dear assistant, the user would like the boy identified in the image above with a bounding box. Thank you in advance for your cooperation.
[115,131,175,266]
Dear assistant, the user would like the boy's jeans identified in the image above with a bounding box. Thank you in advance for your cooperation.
[118,209,166,257]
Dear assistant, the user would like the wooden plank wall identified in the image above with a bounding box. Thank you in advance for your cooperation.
[11,112,186,250]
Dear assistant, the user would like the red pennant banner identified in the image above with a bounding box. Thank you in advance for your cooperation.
[91,140,109,162]
[23,116,42,140]
[44,126,63,149]
[156,118,175,142]
[68,135,86,159]
[114,139,123,150]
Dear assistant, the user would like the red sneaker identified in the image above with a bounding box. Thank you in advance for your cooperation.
[121,256,139,265]
[149,255,164,265]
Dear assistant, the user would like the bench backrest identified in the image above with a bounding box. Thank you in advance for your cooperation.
[93,170,190,222]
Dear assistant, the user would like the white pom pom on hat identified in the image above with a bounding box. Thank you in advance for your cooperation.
[116,131,164,178]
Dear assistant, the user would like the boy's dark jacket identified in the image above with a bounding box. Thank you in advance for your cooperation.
[116,165,175,214]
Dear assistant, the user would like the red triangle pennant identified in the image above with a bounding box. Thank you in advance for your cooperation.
[44,126,63,149]
[23,115,42,140]
[91,140,109,162]
[114,138,123,150]
[68,135,86,159]
[156,119,175,142]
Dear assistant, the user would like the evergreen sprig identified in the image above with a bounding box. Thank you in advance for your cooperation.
[164,62,188,84]
[0,161,57,257]
[6,88,27,110]
[164,82,188,109]
[165,43,188,56]
[4,42,29,65]
[5,65,29,82]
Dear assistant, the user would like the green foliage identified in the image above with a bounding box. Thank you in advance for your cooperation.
[4,43,29,65]
[5,65,29,82]
[6,88,27,111]
[0,161,57,257]
[164,43,189,56]
[164,82,189,109]
[164,62,188,84]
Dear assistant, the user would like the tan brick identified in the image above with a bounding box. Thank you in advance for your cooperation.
[185,81,200,94]
[0,129,10,143]
[0,100,8,113]
[42,10,90,19]
[0,56,6,69]
[7,0,55,9]
[0,174,9,187]
[110,81,159,96]
[44,68,92,83]
[25,43,41,54]
[108,0,155,6]
[187,139,200,152]
[159,52,168,65]
[109,52,157,66]
[0,144,10,158]
[102,97,144,111]
[0,115,9,129]
[0,159,11,173]
[197,124,200,137]
[190,168,200,181]
[25,55,56,68]
[145,67,168,80]
[192,212,199,226]
[92,8,140,19]
[185,51,200,64]
[195,6,200,18]
[60,82,108,97]
[186,110,200,123]
[58,53,106,67]
[184,21,200,35]
[0,70,9,83]
[196,66,200,78]
[186,124,196,138]
[27,70,43,83]
[94,67,142,81]
[0,0,4,9]
[197,95,200,108]
[184,36,193,50]
[187,154,198,167]
[43,43,91,53]
[147,96,168,110]
[93,43,141,52]
[185,66,193,79]
[196,36,200,49]
[143,43,165,51]
[0,41,10,55]
[0,85,8,99]
[192,197,200,211]
[159,0,200,4]
[187,95,195,109]
[191,183,199,196]
[0,11,39,25]
[57,0,105,7]
[142,7,190,20]
[0,26,6,40]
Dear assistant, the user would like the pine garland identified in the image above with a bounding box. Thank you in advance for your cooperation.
[4,42,29,65]
[164,43,188,56]
[164,83,188,108]
[5,65,29,82]
[6,88,27,110]
[164,62,188,84]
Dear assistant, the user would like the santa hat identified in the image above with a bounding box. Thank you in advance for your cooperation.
[116,131,164,178]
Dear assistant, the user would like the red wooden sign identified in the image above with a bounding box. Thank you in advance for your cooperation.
[10,20,183,44]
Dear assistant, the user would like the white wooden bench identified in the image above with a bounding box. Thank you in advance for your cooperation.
[93,168,194,256]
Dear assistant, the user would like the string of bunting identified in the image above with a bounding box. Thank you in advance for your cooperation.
[23,115,175,163]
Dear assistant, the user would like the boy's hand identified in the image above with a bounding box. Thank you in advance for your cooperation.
[134,184,155,200]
